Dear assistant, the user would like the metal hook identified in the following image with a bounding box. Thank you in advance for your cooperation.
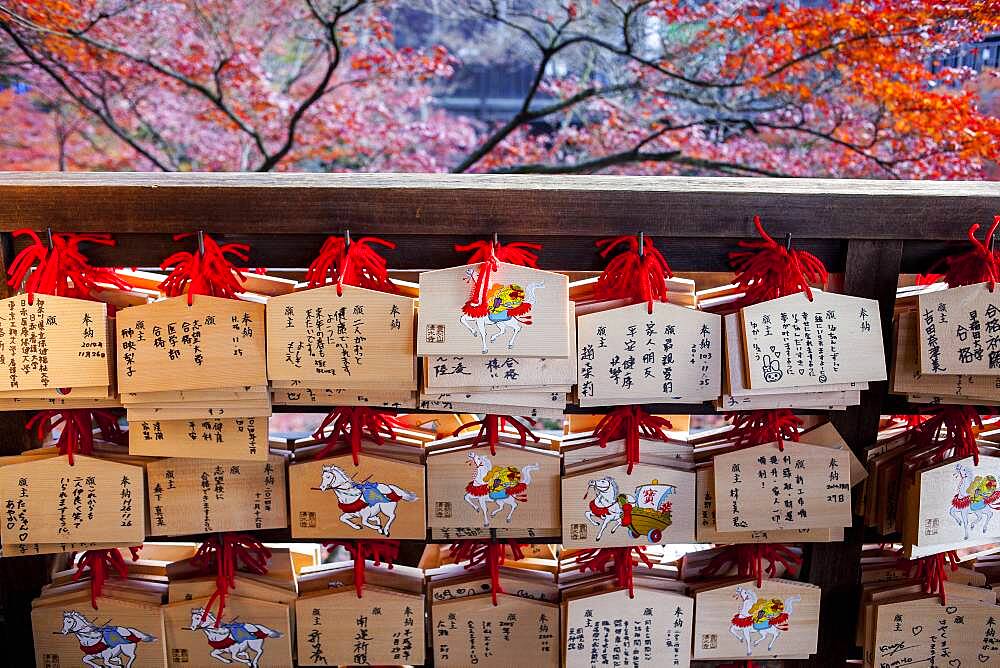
[45,227,53,249]
[990,227,996,254]
[638,232,644,257]
[197,230,206,255]
[784,232,792,251]
[493,232,499,249]
[344,229,351,248]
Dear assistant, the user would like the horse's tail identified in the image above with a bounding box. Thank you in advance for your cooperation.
[127,628,157,643]
[389,485,418,502]
[783,595,801,615]
[520,464,540,486]
[255,624,284,639]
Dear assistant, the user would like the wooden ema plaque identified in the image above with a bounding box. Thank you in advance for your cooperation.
[145,454,287,536]
[271,386,415,409]
[740,290,886,389]
[562,463,696,548]
[426,444,561,539]
[564,587,694,668]
[129,416,267,461]
[909,455,1000,553]
[0,294,110,391]
[117,295,266,394]
[693,579,820,660]
[288,452,426,540]
[713,441,852,532]
[870,596,1000,667]
[266,284,417,388]
[32,596,168,668]
[577,301,722,402]
[432,592,559,668]
[417,261,569,358]
[0,455,145,545]
[917,282,1000,375]
[295,586,425,666]
[163,594,292,668]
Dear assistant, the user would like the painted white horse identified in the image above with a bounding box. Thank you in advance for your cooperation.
[585,476,627,541]
[728,586,800,656]
[60,609,156,668]
[188,608,283,667]
[949,462,1000,540]
[460,275,545,353]
[318,464,417,536]
[463,452,540,527]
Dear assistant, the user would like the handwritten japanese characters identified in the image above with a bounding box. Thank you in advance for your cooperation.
[289,453,426,540]
[918,282,1000,375]
[267,284,417,388]
[0,294,110,393]
[295,587,424,667]
[117,295,266,393]
[418,262,570,358]
[577,301,721,403]
[562,463,696,548]
[741,290,886,389]
[129,416,266,461]
[713,442,852,533]
[0,456,145,545]
[145,455,287,535]
[564,587,693,668]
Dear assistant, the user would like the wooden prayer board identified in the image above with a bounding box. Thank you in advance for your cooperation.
[432,592,559,668]
[917,282,1000,375]
[162,595,292,668]
[564,586,694,668]
[909,454,1000,552]
[713,441,852,532]
[426,444,561,538]
[295,586,425,666]
[266,284,417,388]
[288,452,426,540]
[577,300,722,402]
[692,579,821,660]
[740,290,886,389]
[2,541,133,558]
[0,293,110,391]
[870,596,1000,667]
[0,455,145,545]
[145,454,287,535]
[417,261,569,358]
[561,463,696,548]
[117,295,266,393]
[271,386,416,408]
[129,416,267,461]
[32,596,168,668]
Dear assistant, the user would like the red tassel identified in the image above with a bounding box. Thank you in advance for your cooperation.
[7,230,131,305]
[595,236,673,314]
[311,407,402,465]
[728,216,828,306]
[324,540,400,598]
[449,539,524,606]
[591,407,673,474]
[72,546,142,609]
[699,544,802,588]
[192,533,271,626]
[26,409,122,466]
[305,236,398,295]
[929,218,1000,290]
[160,233,249,305]
[453,414,539,456]
[456,240,541,318]
[901,550,960,605]
[912,405,986,466]
[574,546,652,598]
[725,409,802,452]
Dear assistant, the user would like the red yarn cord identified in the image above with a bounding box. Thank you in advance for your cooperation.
[728,216,828,306]
[311,407,402,465]
[929,218,1000,291]
[456,240,541,318]
[574,547,653,598]
[452,414,539,456]
[913,405,985,466]
[595,236,674,314]
[591,406,672,474]
[304,236,398,295]
[7,230,131,305]
[449,539,525,606]
[192,533,271,626]
[324,540,400,598]
[72,546,141,609]
[700,544,803,589]
[902,550,960,605]
[160,233,249,305]
[725,409,802,452]
[26,409,121,466]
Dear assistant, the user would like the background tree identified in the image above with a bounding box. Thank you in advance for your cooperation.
[1,0,998,178]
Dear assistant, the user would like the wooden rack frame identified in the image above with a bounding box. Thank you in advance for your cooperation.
[0,172,998,666]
